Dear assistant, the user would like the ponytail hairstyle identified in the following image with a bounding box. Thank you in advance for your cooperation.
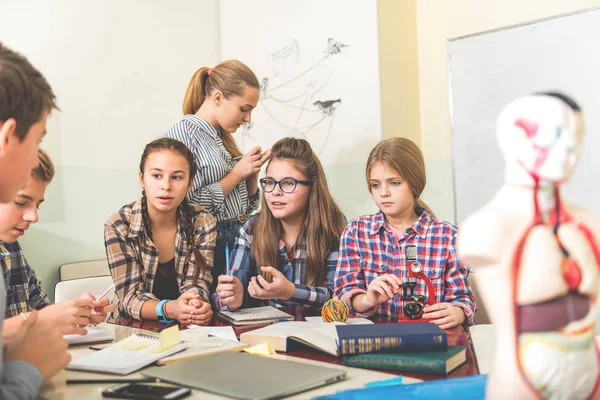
[182,59,259,158]
[139,138,207,277]
[366,138,436,218]
[252,138,346,286]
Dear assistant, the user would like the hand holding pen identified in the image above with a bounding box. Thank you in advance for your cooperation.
[216,275,244,309]
[216,247,244,309]
[82,283,117,325]
[39,297,95,335]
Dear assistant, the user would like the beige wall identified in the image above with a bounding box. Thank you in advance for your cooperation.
[378,0,421,143]
[416,0,600,222]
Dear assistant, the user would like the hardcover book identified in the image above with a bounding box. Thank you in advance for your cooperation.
[336,322,447,355]
[342,345,466,375]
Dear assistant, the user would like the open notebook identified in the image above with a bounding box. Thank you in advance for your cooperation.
[67,326,187,375]
[239,319,374,356]
[239,321,340,356]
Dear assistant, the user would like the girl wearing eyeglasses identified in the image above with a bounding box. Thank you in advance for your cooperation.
[213,138,346,310]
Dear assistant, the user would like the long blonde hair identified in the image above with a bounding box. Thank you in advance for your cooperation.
[366,138,435,217]
[182,60,259,158]
[251,138,346,286]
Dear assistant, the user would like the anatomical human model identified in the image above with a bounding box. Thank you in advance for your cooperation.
[459,93,600,400]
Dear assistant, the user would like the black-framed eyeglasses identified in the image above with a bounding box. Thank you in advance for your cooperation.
[260,177,313,193]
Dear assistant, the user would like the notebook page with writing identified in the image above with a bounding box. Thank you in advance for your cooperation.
[67,326,187,375]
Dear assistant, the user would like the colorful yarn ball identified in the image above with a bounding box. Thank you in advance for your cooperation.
[321,299,349,323]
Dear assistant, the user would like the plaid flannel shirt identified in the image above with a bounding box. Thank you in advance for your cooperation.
[334,209,476,325]
[104,199,216,320]
[0,241,49,318]
[213,215,339,310]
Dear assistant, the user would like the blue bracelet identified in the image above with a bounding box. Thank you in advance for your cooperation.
[155,299,174,323]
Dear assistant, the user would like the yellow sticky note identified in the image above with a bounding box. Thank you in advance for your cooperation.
[243,343,275,357]
[111,336,152,351]
[149,325,181,353]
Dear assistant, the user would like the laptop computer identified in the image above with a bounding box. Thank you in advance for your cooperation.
[142,351,347,400]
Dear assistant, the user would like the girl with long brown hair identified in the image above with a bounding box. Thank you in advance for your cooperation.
[165,60,270,295]
[334,138,476,328]
[214,138,346,310]
[104,138,216,325]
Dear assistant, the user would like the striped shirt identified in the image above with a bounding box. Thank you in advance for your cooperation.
[213,215,339,310]
[104,199,217,320]
[0,241,49,318]
[334,209,476,325]
[165,115,260,222]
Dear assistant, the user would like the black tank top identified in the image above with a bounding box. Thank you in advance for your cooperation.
[152,258,179,300]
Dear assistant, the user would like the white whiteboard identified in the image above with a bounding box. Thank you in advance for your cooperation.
[448,7,600,225]
[219,0,382,218]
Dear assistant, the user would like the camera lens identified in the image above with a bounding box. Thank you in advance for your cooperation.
[404,302,424,320]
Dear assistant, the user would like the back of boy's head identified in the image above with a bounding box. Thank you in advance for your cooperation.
[0,42,57,141]
[31,148,54,184]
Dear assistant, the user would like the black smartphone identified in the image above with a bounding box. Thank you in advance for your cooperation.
[102,383,191,400]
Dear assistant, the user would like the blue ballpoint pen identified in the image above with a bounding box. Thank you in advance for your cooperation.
[225,242,231,275]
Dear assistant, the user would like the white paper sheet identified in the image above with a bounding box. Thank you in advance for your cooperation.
[187,325,239,342]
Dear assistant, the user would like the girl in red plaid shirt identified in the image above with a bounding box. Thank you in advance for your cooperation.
[334,138,476,328]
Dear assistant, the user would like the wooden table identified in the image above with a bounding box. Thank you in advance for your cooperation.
[39,324,407,400]
[40,307,478,399]
[111,306,480,381]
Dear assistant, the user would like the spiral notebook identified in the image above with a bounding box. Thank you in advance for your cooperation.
[67,326,187,375]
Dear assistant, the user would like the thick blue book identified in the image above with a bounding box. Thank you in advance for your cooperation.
[335,322,447,355]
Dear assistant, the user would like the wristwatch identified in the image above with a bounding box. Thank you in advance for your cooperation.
[156,300,174,323]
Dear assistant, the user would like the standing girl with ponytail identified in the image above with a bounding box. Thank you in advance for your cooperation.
[165,60,270,294]
[104,138,216,325]
[334,138,476,328]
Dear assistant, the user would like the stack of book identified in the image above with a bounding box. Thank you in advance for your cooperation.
[336,323,467,375]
